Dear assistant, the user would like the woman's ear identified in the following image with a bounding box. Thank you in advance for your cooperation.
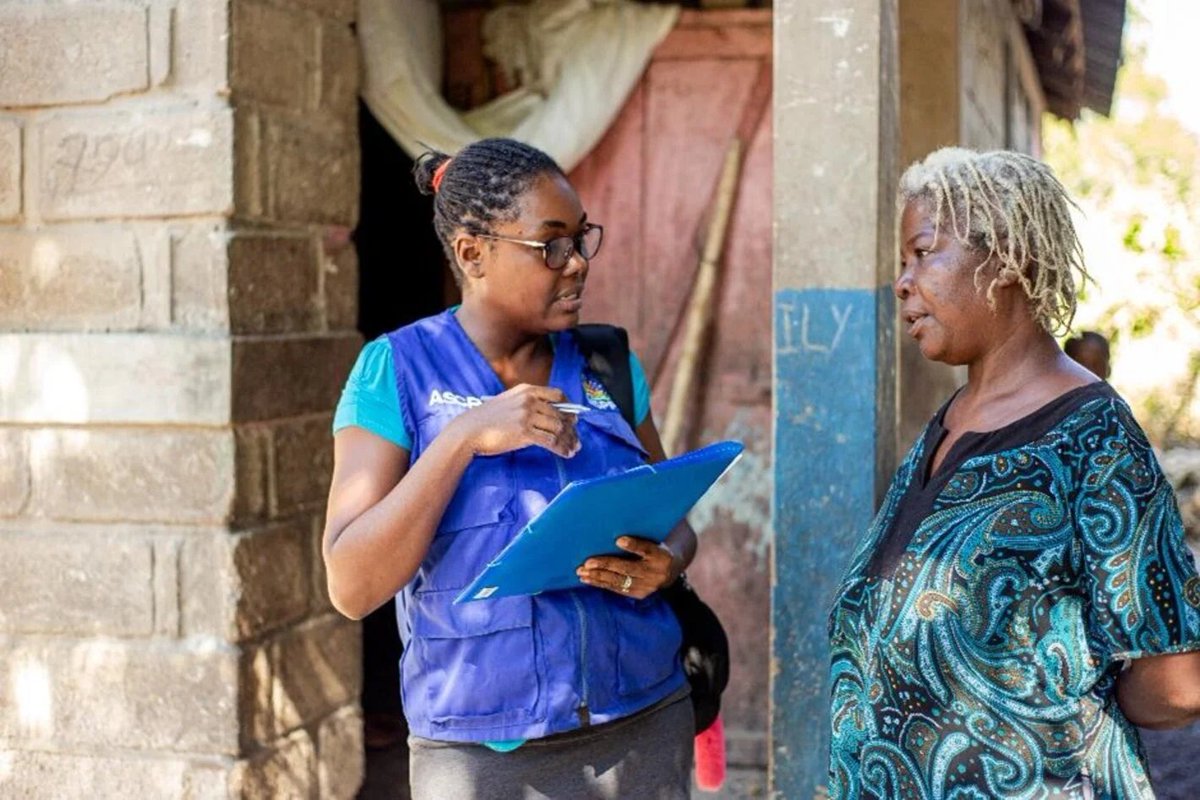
[993,263,1022,288]
[983,234,1025,289]
[453,234,486,280]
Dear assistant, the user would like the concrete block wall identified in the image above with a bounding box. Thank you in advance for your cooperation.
[0,1,363,796]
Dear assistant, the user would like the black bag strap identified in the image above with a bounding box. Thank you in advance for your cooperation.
[572,324,637,430]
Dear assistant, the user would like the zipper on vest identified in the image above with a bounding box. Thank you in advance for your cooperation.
[571,591,590,726]
[555,454,591,726]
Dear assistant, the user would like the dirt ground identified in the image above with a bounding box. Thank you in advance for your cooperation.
[1144,720,1200,799]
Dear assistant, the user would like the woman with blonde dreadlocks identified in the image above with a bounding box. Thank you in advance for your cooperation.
[828,148,1200,799]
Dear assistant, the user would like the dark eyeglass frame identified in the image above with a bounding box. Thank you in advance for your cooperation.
[476,223,603,270]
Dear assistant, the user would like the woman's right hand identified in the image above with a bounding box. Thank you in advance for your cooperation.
[447,384,580,458]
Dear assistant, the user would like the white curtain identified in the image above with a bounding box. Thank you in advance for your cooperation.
[358,0,679,172]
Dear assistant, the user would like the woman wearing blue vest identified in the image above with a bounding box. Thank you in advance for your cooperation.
[323,138,695,798]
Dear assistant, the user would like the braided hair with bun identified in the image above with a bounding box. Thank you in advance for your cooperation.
[413,138,565,279]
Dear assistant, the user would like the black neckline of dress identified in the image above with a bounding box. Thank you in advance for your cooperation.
[864,379,1116,580]
[918,380,1114,490]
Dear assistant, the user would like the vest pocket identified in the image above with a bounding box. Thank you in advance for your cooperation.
[612,594,683,697]
[417,457,514,592]
[407,588,543,728]
[435,456,512,534]
[420,517,512,593]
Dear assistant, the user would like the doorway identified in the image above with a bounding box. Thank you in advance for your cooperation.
[353,100,451,799]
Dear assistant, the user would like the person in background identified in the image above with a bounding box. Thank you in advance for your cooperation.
[323,138,696,799]
[1065,329,1112,380]
[828,147,1200,799]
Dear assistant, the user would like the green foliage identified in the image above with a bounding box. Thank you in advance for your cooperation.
[1044,16,1200,445]
[1129,307,1161,338]
[1163,224,1188,261]
[1123,216,1147,253]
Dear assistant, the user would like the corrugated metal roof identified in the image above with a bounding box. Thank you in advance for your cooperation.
[1024,0,1126,118]
[1079,0,1125,115]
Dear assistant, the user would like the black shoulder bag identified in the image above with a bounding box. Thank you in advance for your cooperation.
[573,324,730,734]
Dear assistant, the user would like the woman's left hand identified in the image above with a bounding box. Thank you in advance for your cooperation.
[577,536,684,599]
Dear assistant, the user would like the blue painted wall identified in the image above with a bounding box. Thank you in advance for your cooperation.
[770,286,895,798]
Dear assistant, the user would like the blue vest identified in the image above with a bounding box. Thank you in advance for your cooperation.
[388,310,686,742]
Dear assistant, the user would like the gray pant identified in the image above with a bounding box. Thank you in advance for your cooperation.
[408,695,695,800]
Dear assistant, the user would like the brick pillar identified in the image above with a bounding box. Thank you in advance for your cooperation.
[0,1,363,797]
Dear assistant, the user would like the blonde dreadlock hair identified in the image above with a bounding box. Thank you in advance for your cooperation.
[898,147,1090,333]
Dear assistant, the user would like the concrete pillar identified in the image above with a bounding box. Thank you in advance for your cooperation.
[770,1,899,796]
[0,1,363,796]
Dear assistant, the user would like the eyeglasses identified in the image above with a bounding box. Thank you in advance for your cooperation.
[476,223,603,270]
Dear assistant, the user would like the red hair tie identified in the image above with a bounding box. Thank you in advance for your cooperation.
[431,158,452,193]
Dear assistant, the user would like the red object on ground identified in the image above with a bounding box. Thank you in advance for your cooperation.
[694,714,726,792]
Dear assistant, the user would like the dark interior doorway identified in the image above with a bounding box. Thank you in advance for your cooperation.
[354,100,450,799]
[356,101,450,343]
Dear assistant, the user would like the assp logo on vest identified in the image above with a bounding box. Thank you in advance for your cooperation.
[428,389,490,409]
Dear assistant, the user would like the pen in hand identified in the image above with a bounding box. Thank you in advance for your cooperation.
[551,403,591,415]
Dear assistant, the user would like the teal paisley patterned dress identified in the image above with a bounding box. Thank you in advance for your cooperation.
[829,383,1200,799]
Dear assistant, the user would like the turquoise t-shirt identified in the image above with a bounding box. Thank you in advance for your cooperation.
[333,334,653,450]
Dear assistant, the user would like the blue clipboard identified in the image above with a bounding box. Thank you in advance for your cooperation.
[454,440,744,603]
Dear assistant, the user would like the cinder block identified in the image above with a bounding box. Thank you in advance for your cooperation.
[0,531,154,637]
[0,750,233,800]
[231,333,360,422]
[233,425,271,524]
[179,534,227,642]
[308,514,335,615]
[28,428,236,524]
[271,414,334,516]
[0,226,144,331]
[264,120,358,225]
[237,616,361,746]
[0,636,240,754]
[228,233,322,334]
[319,19,360,120]
[148,2,172,87]
[171,0,231,90]
[0,429,30,517]
[37,106,233,220]
[317,706,365,800]
[231,524,312,639]
[172,224,232,331]
[233,728,316,800]
[232,2,315,111]
[239,640,275,747]
[271,616,361,734]
[321,234,358,332]
[0,4,149,107]
[233,107,264,221]
[282,0,356,23]
[135,225,174,330]
[0,118,20,219]
[153,536,183,637]
[180,523,311,642]
[0,333,231,425]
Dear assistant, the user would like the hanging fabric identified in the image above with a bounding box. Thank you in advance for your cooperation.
[358,0,679,172]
